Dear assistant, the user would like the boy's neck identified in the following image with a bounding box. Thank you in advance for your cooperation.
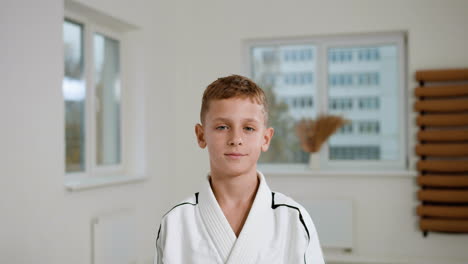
[209,169,259,207]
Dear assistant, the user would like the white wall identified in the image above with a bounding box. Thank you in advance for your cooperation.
[171,0,468,263]
[1,0,468,264]
[1,0,177,263]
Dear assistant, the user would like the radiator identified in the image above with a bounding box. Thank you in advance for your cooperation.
[91,209,137,264]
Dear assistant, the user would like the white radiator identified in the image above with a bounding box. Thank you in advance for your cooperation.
[300,199,354,251]
[91,209,137,264]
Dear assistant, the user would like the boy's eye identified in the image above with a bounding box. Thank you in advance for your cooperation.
[244,127,255,132]
[216,125,228,130]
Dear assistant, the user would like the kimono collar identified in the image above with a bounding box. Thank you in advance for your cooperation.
[198,171,273,263]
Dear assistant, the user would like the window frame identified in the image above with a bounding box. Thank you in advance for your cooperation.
[243,32,408,172]
[64,10,126,181]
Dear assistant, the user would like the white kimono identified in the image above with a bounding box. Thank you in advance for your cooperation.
[154,171,324,264]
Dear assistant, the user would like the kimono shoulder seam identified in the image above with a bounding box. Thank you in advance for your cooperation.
[162,192,199,218]
[156,192,199,242]
[270,192,310,242]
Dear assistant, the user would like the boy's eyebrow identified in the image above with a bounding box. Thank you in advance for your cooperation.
[212,117,261,123]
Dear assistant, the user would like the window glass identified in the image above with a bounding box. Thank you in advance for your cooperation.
[248,35,404,169]
[251,45,316,164]
[94,33,121,166]
[63,20,85,172]
[328,45,400,161]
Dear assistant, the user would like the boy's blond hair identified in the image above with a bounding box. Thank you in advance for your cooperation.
[200,75,269,125]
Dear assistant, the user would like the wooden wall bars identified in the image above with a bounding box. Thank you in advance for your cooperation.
[415,68,468,235]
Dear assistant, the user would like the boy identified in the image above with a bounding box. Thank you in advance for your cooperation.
[154,75,324,264]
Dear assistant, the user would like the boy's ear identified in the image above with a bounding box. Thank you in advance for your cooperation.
[261,127,274,152]
[195,123,207,148]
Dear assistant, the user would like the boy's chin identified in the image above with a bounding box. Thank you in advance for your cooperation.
[213,165,257,178]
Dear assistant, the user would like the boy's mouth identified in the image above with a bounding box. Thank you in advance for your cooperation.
[225,153,247,157]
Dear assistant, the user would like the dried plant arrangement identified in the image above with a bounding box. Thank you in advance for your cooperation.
[295,115,350,153]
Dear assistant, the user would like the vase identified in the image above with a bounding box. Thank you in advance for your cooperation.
[309,152,320,170]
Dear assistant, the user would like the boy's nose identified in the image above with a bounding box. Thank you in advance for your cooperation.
[228,136,243,146]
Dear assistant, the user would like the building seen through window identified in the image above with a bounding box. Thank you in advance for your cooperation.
[250,36,403,166]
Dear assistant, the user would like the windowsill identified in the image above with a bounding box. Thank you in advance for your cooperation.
[65,174,147,192]
[261,168,417,178]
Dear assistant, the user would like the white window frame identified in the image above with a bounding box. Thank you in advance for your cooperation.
[64,10,127,184]
[243,32,408,173]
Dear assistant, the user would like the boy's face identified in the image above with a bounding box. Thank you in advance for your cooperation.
[195,97,274,178]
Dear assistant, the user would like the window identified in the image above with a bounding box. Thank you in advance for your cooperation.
[64,19,85,173]
[359,97,380,110]
[63,12,124,177]
[358,48,380,61]
[357,72,379,86]
[330,146,380,160]
[358,121,380,134]
[329,49,353,63]
[246,32,406,171]
[330,98,353,111]
[338,123,353,134]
